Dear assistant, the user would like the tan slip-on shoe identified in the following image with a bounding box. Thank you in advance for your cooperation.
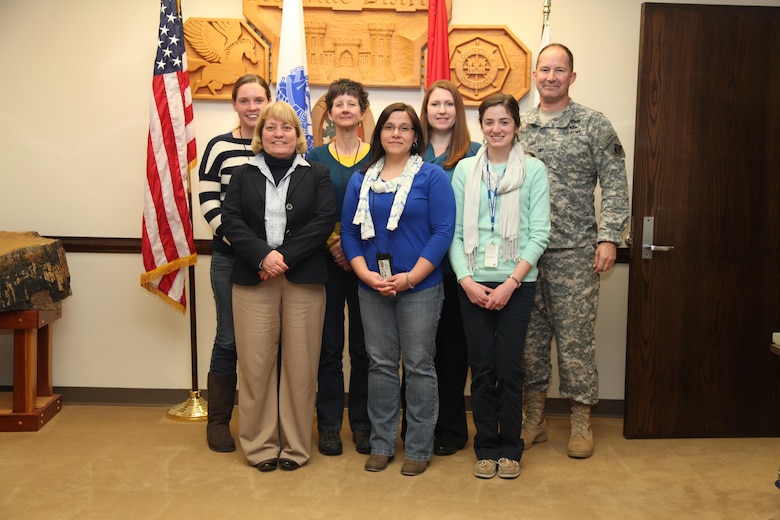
[364,454,392,472]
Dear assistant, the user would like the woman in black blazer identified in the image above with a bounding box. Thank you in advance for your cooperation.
[222,101,336,472]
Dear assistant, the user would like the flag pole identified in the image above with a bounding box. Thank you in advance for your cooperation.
[143,0,205,421]
[166,179,208,421]
[533,0,552,107]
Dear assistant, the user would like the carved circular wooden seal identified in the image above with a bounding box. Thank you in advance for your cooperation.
[448,26,532,106]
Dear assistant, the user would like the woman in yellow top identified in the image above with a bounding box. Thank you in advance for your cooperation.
[307,79,372,456]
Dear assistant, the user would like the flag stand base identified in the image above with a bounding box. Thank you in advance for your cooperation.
[166,390,208,422]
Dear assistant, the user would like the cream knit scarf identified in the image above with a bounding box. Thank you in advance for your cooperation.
[352,154,423,240]
[463,142,526,273]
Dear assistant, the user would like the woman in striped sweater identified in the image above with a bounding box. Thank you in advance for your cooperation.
[198,74,271,453]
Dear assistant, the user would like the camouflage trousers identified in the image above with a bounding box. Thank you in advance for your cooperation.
[524,245,600,405]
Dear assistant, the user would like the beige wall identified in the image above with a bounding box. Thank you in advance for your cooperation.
[1,0,776,398]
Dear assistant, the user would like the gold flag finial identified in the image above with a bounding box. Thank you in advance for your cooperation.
[543,0,551,24]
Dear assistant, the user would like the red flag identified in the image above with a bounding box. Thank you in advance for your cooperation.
[426,0,450,88]
[141,0,197,312]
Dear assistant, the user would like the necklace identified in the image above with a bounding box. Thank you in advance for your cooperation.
[333,139,360,168]
[333,139,361,187]
[238,128,249,153]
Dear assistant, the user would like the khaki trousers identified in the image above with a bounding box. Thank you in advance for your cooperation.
[232,276,325,466]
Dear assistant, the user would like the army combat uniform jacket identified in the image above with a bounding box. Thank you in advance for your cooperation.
[520,100,629,249]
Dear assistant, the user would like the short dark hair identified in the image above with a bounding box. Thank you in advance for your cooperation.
[538,43,574,71]
[324,78,370,113]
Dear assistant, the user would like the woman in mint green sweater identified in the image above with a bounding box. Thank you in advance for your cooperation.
[449,93,550,480]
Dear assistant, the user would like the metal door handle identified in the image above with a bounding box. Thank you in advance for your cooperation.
[646,244,674,252]
[641,216,675,259]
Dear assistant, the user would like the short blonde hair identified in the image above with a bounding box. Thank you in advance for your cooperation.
[251,101,308,155]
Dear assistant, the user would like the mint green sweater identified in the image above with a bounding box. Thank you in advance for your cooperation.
[448,154,551,283]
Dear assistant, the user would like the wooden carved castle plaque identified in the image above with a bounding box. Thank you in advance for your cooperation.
[243,0,452,88]
[182,2,531,104]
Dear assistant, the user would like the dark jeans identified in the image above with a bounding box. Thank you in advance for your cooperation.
[432,274,469,447]
[209,250,237,375]
[316,260,369,433]
[459,281,535,462]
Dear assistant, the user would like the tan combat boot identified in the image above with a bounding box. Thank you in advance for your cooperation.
[568,401,593,458]
[521,391,548,449]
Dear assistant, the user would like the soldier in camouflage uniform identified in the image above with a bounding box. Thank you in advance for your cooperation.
[519,43,629,459]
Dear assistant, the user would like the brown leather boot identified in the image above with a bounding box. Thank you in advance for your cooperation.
[206,373,237,452]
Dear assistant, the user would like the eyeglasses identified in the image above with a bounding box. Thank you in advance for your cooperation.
[381,124,413,134]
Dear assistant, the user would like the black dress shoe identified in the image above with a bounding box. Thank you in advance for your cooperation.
[256,459,278,472]
[352,430,371,455]
[278,458,301,471]
[318,430,342,456]
[433,444,458,456]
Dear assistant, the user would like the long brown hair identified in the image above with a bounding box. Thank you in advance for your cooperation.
[478,93,521,128]
[420,80,473,170]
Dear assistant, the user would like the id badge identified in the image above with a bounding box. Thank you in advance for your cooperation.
[484,243,499,268]
[377,253,393,279]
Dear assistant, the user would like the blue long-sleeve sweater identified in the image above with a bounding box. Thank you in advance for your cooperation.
[341,160,455,292]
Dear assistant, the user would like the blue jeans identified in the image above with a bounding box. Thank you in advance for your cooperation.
[209,251,237,375]
[317,260,369,432]
[400,274,469,448]
[359,284,443,461]
[458,281,536,462]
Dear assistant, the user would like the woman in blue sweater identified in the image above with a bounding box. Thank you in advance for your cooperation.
[341,103,455,476]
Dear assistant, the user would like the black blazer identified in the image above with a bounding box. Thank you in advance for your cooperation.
[221,156,336,286]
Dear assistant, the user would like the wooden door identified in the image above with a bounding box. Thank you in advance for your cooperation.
[624,3,780,438]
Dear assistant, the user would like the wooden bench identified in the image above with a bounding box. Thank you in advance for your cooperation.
[0,306,63,431]
[0,231,70,431]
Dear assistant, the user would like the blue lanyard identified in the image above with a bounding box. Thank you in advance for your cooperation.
[485,160,501,235]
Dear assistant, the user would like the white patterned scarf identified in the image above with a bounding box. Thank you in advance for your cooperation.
[463,142,527,273]
[352,154,423,240]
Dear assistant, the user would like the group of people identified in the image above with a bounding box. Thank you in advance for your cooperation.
[197,43,629,479]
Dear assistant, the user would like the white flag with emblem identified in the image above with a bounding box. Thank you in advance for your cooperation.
[275,0,313,152]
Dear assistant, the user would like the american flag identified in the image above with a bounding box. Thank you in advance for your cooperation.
[141,0,197,312]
